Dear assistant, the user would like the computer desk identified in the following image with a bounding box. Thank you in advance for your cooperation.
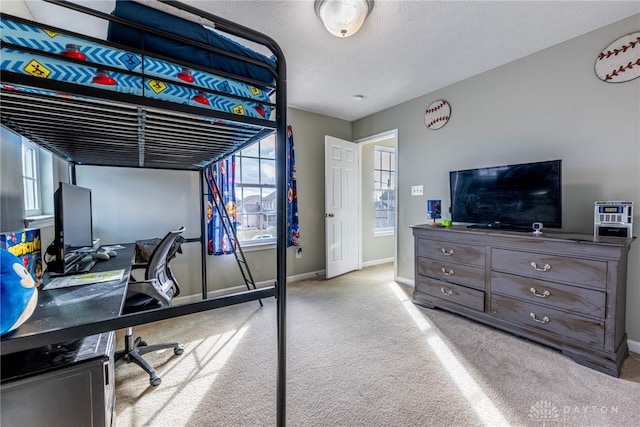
[1,243,134,427]
[1,241,276,357]
[1,243,135,356]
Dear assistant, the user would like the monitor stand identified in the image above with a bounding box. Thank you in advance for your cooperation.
[467,223,530,232]
[48,254,96,277]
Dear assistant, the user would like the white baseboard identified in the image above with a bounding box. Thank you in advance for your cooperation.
[628,338,640,355]
[172,286,247,305]
[173,269,326,306]
[362,257,394,268]
[395,276,414,287]
[286,269,326,283]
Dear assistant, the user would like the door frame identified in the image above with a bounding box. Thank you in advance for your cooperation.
[355,129,399,281]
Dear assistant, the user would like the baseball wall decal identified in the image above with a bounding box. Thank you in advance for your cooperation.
[595,32,640,83]
[425,100,451,130]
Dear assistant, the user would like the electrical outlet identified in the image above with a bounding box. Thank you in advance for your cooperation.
[411,185,424,196]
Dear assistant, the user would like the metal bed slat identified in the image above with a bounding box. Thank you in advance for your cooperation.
[1,87,270,169]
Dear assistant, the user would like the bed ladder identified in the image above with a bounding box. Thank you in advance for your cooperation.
[205,176,262,307]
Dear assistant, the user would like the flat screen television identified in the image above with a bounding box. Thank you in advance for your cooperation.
[449,159,562,230]
[49,182,94,274]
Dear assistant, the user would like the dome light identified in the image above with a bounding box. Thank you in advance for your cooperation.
[314,0,374,38]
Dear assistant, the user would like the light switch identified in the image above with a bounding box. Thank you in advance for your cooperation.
[411,185,424,196]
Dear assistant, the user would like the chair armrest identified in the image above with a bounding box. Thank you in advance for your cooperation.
[131,262,148,270]
[167,265,181,298]
[127,278,172,307]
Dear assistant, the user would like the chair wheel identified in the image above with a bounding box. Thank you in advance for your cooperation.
[174,345,184,355]
[150,376,161,386]
[139,340,148,347]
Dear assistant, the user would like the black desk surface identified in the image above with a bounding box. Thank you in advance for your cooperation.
[0,244,134,356]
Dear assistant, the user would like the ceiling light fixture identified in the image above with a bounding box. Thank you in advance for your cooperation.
[314,0,374,38]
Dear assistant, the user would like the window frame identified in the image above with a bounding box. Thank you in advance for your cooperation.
[235,134,277,246]
[22,138,42,217]
[373,145,396,236]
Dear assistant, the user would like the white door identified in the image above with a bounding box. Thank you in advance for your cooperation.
[325,136,360,279]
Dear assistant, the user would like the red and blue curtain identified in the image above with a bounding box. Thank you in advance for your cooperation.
[287,125,300,247]
[205,156,237,255]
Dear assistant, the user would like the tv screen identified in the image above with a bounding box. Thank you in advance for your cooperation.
[55,183,94,250]
[449,160,562,229]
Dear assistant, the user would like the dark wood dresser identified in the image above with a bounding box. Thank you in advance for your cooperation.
[412,224,635,376]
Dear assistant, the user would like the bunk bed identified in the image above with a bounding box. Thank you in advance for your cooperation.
[0,0,288,422]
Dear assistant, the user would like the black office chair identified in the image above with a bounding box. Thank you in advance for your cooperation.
[114,227,185,386]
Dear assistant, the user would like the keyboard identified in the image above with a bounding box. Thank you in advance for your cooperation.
[64,252,85,265]
[64,255,96,274]
[75,257,97,273]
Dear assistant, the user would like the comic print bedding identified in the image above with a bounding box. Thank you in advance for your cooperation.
[0,17,273,120]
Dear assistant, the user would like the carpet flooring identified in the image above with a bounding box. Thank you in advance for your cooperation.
[115,263,640,426]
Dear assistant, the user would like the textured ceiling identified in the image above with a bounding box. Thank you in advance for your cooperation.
[23,1,640,122]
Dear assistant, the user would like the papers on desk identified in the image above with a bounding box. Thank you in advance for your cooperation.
[45,269,126,290]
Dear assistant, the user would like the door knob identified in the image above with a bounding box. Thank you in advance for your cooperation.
[325,213,334,218]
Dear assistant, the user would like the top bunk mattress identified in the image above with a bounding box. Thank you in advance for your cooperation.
[1,15,274,121]
[107,0,277,88]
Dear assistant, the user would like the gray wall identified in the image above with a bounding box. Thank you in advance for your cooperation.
[1,127,25,232]
[0,1,34,19]
[352,15,640,342]
[361,137,395,263]
[72,107,351,298]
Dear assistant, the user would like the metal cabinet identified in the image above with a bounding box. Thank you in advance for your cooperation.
[1,332,115,427]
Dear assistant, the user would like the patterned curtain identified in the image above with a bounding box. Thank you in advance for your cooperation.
[206,156,237,255]
[287,125,301,247]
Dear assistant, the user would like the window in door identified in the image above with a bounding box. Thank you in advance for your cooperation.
[373,146,395,235]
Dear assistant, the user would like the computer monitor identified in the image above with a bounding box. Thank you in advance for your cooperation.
[49,182,94,274]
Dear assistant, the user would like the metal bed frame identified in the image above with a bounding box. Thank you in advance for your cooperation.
[0,0,288,424]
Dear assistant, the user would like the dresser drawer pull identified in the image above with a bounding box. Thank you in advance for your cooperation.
[440,287,453,296]
[441,248,454,256]
[530,313,550,324]
[529,287,550,298]
[441,268,454,276]
[530,262,552,272]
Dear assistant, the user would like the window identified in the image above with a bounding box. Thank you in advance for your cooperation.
[22,139,41,216]
[373,146,395,234]
[235,133,277,243]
